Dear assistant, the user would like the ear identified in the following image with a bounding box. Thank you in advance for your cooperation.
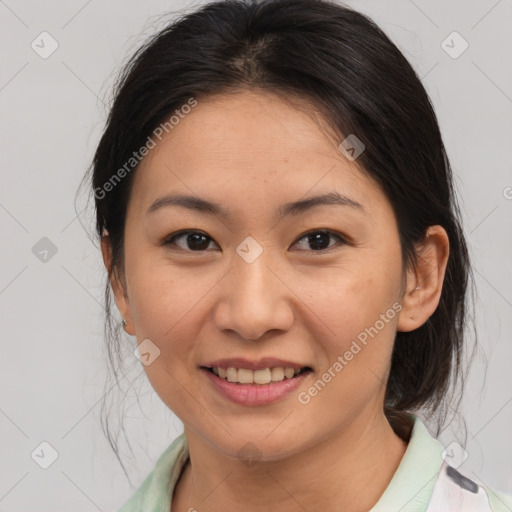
[101,233,135,336]
[397,225,450,332]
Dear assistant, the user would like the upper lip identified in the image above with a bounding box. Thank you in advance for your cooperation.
[201,357,312,371]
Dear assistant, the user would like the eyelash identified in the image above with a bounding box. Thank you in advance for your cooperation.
[162,229,348,254]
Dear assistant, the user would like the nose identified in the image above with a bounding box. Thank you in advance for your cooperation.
[213,250,294,341]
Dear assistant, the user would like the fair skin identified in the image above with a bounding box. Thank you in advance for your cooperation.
[102,90,449,512]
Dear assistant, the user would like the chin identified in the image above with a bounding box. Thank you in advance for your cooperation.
[201,426,307,464]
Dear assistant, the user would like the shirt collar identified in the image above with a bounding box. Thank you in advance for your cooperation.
[371,413,445,511]
[140,413,444,512]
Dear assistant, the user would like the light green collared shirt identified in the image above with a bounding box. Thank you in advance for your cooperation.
[117,414,512,511]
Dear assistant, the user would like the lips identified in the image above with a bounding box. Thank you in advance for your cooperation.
[200,362,312,405]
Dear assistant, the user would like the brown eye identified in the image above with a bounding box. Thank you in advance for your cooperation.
[164,230,218,251]
[292,230,346,252]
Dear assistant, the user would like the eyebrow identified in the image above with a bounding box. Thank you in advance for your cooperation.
[145,191,364,219]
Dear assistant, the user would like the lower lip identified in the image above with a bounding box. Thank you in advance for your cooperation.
[200,368,311,406]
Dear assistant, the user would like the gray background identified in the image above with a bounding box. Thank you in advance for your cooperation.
[0,0,511,510]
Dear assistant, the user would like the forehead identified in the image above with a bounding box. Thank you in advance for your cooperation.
[129,90,382,221]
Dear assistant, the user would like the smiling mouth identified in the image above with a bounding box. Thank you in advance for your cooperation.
[201,366,313,385]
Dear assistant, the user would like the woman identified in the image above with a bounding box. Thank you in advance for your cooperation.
[85,0,512,510]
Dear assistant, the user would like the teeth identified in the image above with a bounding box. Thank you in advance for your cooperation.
[238,368,254,384]
[226,367,238,382]
[212,366,307,384]
[271,367,284,381]
[285,367,295,379]
[254,368,271,384]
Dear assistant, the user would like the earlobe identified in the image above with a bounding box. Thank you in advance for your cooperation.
[396,225,450,332]
[396,284,424,332]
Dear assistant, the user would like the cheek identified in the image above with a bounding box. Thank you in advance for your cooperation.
[127,254,207,339]
[301,260,400,396]
[301,289,398,418]
[126,261,207,412]
[305,261,400,341]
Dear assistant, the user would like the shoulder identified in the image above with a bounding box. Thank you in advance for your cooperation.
[427,456,512,512]
[485,484,512,512]
[116,433,189,512]
[375,414,512,512]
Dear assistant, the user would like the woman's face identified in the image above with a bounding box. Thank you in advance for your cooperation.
[112,90,410,460]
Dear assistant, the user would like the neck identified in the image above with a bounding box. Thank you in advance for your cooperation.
[172,409,410,512]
